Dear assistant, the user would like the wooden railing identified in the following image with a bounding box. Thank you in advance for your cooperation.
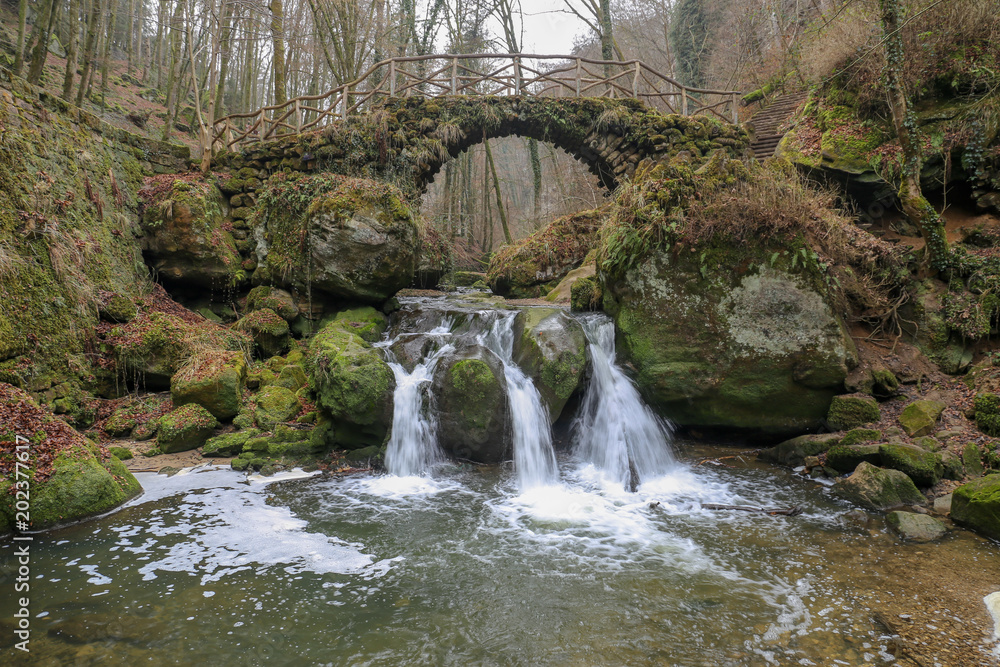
[212,54,741,151]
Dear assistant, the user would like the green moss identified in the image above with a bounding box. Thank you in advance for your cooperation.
[108,446,133,460]
[332,307,388,343]
[840,428,881,446]
[170,350,247,420]
[975,393,1000,436]
[157,404,219,453]
[878,443,943,487]
[952,474,1000,540]
[254,386,301,430]
[203,429,261,457]
[827,395,880,431]
[570,276,603,312]
[899,400,947,437]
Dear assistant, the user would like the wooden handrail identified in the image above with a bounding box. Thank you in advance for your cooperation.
[213,54,742,151]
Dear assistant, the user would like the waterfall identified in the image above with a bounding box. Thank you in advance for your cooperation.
[574,314,675,489]
[381,323,453,477]
[479,313,559,491]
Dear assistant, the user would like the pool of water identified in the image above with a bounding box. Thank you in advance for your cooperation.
[2,446,998,666]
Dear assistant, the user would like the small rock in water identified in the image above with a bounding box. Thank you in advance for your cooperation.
[885,511,947,543]
[933,493,953,515]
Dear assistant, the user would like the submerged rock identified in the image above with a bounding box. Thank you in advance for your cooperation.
[433,347,511,463]
[951,474,1000,540]
[885,511,947,542]
[832,462,925,511]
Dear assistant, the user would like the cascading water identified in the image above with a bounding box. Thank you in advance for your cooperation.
[380,321,454,477]
[573,313,675,489]
[479,312,559,491]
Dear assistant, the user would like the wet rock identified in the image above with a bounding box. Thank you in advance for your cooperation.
[515,309,587,422]
[932,493,953,515]
[832,462,925,511]
[234,309,290,358]
[885,511,947,542]
[825,443,882,474]
[245,286,299,321]
[202,429,261,457]
[878,443,943,487]
[157,404,219,453]
[759,433,841,467]
[951,474,1000,540]
[170,350,247,420]
[433,347,511,464]
[827,395,880,431]
[898,400,946,437]
[839,428,881,446]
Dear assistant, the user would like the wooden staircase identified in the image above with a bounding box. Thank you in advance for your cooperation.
[748,90,808,160]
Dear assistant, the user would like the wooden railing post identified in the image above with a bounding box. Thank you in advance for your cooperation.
[451,57,458,95]
[632,62,641,98]
[295,100,301,134]
[575,58,581,97]
[681,88,688,116]
[731,93,739,124]
[513,56,521,96]
[258,111,265,143]
[389,60,396,96]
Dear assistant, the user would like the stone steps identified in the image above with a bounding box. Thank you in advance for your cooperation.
[748,90,808,160]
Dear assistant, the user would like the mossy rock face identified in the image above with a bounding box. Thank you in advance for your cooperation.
[758,433,841,467]
[607,252,856,436]
[170,351,247,420]
[570,275,603,312]
[254,386,301,431]
[203,429,261,457]
[157,404,219,453]
[826,443,882,474]
[827,395,880,431]
[139,178,241,289]
[514,310,587,422]
[108,446,133,460]
[433,347,510,463]
[275,364,308,391]
[255,173,418,304]
[304,321,394,448]
[104,408,139,437]
[245,286,299,321]
[832,462,925,511]
[98,293,138,323]
[840,428,881,446]
[878,443,943,487]
[885,511,947,542]
[234,309,290,359]
[963,442,985,477]
[951,474,1000,540]
[899,400,947,437]
[974,393,1000,437]
[332,307,388,343]
[487,209,603,298]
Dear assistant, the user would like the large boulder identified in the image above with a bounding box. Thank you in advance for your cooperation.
[514,309,587,422]
[826,395,880,431]
[433,347,511,463]
[899,400,946,437]
[305,320,395,448]
[825,443,882,473]
[139,178,241,289]
[234,309,290,358]
[170,350,247,420]
[0,384,141,532]
[253,386,301,430]
[951,474,1000,540]
[878,442,943,487]
[157,404,219,453]
[607,255,857,435]
[832,462,925,511]
[758,433,841,467]
[885,511,947,542]
[254,173,418,304]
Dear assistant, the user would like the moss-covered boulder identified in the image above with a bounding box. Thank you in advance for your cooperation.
[963,442,985,477]
[487,209,603,298]
[885,511,947,542]
[899,400,947,437]
[839,428,881,446]
[253,386,301,430]
[758,433,841,467]
[245,286,299,321]
[98,293,138,323]
[254,173,418,304]
[331,307,388,343]
[305,320,394,448]
[878,443,943,487]
[514,309,586,422]
[951,474,1000,540]
[973,393,1000,437]
[139,178,241,289]
[827,395,880,431]
[157,404,219,453]
[170,350,247,420]
[202,429,261,457]
[275,364,308,391]
[826,443,882,474]
[832,462,925,511]
[606,253,856,435]
[234,309,290,358]
[0,384,141,532]
[433,348,510,463]
[570,274,603,312]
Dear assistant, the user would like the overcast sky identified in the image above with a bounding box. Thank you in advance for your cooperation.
[494,1,586,55]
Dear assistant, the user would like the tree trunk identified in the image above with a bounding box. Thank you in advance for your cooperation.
[269,0,288,105]
[214,0,234,119]
[100,0,118,109]
[484,139,513,245]
[61,0,82,100]
[599,0,614,61]
[76,0,103,106]
[160,0,183,141]
[13,0,29,76]
[26,0,58,84]
[880,0,948,270]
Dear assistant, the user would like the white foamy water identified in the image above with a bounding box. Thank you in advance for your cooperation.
[573,314,675,489]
